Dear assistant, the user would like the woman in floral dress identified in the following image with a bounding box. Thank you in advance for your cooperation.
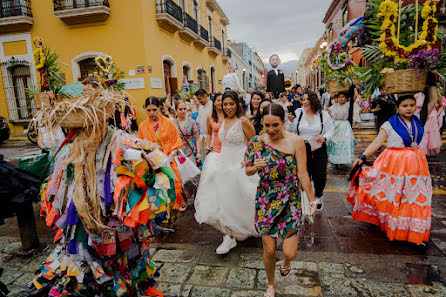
[245,103,316,297]
[175,101,201,164]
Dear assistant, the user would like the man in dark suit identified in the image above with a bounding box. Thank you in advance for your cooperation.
[266,54,285,99]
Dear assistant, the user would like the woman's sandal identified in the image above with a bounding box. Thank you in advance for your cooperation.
[263,284,275,297]
[280,261,291,276]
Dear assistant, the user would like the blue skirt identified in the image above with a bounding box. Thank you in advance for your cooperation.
[327,120,355,164]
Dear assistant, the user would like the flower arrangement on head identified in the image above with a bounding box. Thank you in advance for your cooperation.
[357,0,445,95]
[94,55,126,91]
[378,0,438,63]
[318,47,358,92]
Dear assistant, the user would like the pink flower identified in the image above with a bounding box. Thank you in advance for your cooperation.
[291,209,301,221]
[276,159,287,171]
[278,219,287,230]
[277,190,289,202]
[257,195,268,209]
[262,214,274,227]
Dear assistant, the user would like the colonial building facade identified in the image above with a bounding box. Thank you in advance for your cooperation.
[0,0,231,134]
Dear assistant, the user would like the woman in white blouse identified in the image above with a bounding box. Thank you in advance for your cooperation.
[286,92,334,211]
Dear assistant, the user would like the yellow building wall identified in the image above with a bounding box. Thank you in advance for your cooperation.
[0,0,229,133]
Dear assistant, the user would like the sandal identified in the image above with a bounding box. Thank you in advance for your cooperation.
[263,284,275,297]
[280,261,291,276]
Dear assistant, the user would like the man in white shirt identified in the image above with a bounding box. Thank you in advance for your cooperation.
[195,89,213,159]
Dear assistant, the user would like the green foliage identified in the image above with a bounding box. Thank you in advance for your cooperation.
[43,46,67,91]
[176,84,198,100]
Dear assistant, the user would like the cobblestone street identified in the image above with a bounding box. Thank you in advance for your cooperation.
[0,126,445,296]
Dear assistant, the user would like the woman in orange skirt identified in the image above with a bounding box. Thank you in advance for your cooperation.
[139,96,184,211]
[348,90,437,245]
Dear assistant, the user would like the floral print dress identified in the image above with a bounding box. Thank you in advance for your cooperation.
[176,118,199,163]
[245,136,302,239]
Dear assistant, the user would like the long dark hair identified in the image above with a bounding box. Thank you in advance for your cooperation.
[159,97,176,118]
[252,98,273,134]
[262,103,285,121]
[249,91,265,116]
[211,92,222,122]
[307,92,323,114]
[144,96,161,108]
[222,91,245,118]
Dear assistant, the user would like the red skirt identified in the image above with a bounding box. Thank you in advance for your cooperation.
[347,147,432,244]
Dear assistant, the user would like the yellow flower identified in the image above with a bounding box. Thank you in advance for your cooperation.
[33,48,45,70]
[271,201,281,210]
[257,210,264,221]
[270,168,278,179]
[253,142,262,152]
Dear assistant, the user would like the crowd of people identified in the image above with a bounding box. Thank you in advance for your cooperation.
[33,76,444,297]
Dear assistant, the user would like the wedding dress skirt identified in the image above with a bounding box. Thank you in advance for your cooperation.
[194,119,259,240]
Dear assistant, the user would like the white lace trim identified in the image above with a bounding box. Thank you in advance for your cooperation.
[351,202,431,233]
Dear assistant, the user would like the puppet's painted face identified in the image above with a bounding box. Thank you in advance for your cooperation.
[227,59,235,73]
[269,55,281,68]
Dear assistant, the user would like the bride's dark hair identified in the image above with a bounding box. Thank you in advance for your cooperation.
[222,91,245,118]
[262,103,285,121]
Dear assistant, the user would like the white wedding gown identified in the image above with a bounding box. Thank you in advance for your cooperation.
[194,119,259,240]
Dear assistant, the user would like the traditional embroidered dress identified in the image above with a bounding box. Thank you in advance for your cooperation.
[347,115,432,244]
[245,136,302,238]
[327,102,355,164]
[139,115,184,209]
[175,117,199,163]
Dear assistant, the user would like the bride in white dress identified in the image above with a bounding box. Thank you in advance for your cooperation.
[195,91,259,254]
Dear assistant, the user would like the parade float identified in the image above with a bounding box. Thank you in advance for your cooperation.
[28,52,169,296]
[358,0,445,96]
[315,17,363,94]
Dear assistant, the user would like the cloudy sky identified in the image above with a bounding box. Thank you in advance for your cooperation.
[219,0,333,63]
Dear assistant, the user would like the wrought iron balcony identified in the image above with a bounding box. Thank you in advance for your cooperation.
[179,12,198,42]
[208,37,221,55]
[53,0,110,24]
[222,47,231,61]
[200,26,209,42]
[194,25,209,47]
[156,0,183,33]
[0,0,33,32]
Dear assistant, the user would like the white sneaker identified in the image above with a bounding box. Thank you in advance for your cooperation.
[216,235,237,254]
[316,197,324,212]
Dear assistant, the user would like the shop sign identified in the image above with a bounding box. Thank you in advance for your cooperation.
[120,78,145,90]
[150,78,163,89]
[136,66,145,74]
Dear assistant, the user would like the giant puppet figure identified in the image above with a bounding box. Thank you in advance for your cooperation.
[266,54,285,99]
[222,59,240,92]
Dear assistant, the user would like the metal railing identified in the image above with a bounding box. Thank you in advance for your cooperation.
[155,0,183,24]
[200,25,209,42]
[53,0,110,11]
[0,0,32,17]
[225,48,232,58]
[212,37,221,51]
[183,12,198,34]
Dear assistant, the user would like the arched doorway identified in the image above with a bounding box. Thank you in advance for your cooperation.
[183,65,191,83]
[78,58,98,80]
[163,60,177,96]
